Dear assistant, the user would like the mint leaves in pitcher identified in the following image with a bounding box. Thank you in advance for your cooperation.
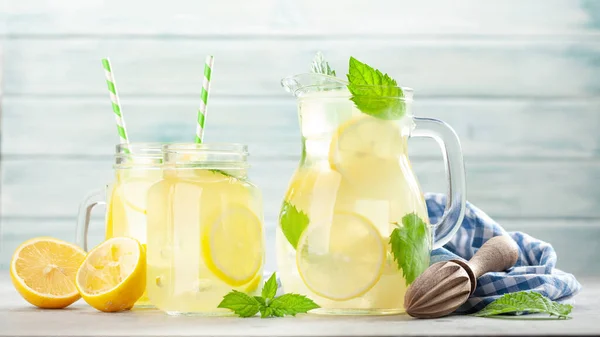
[390,213,430,286]
[307,53,407,119]
[311,51,336,76]
[347,57,406,120]
[279,201,310,249]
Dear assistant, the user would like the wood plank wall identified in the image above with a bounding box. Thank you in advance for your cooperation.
[1,0,599,274]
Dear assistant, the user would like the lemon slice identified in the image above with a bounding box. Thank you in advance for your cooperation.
[76,237,146,312]
[119,178,156,214]
[243,273,263,293]
[296,212,385,301]
[329,115,405,197]
[10,237,87,309]
[202,205,264,286]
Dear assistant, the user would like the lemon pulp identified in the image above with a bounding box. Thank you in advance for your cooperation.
[76,237,146,312]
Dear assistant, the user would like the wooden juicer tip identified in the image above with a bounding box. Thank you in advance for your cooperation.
[404,235,519,319]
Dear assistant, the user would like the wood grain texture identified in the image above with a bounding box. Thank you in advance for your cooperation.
[4,39,600,98]
[2,0,600,273]
[3,97,600,159]
[5,0,600,36]
[0,277,598,336]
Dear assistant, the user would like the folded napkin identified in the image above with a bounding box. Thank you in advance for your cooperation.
[426,193,582,314]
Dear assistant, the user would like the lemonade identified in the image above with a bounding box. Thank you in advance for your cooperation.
[276,87,432,314]
[278,59,466,315]
[76,143,162,307]
[146,144,264,315]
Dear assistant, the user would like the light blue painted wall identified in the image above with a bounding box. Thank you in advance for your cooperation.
[1,0,599,274]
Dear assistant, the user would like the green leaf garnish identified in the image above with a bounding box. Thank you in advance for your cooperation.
[269,293,320,317]
[389,213,430,286]
[208,169,242,180]
[259,306,274,318]
[311,51,336,76]
[218,273,320,318]
[279,201,310,249]
[261,272,278,301]
[346,56,405,120]
[473,292,573,319]
[254,296,266,306]
[217,290,260,318]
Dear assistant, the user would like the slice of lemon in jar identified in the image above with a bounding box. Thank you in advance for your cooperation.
[329,115,406,197]
[76,237,146,312]
[296,212,385,301]
[202,204,264,287]
[118,178,157,214]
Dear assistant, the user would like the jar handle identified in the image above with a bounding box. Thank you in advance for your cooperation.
[410,117,466,249]
[75,187,107,251]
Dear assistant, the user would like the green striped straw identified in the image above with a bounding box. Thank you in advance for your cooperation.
[101,57,130,149]
[195,55,214,143]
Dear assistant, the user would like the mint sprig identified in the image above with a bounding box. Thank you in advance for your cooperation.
[261,272,278,301]
[217,290,262,317]
[279,201,310,249]
[218,272,320,318]
[347,56,405,120]
[389,213,430,286]
[311,51,336,76]
[474,292,573,319]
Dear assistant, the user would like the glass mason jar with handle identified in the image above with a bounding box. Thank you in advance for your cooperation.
[277,74,466,315]
[145,143,265,315]
[75,143,163,307]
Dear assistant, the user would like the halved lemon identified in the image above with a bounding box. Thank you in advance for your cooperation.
[329,115,405,197]
[296,212,385,301]
[76,237,145,312]
[202,205,264,286]
[10,237,87,309]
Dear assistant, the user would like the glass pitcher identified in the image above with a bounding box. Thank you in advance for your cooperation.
[276,74,466,315]
[76,143,163,307]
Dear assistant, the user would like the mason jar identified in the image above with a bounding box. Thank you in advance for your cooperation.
[146,143,265,315]
[76,143,163,307]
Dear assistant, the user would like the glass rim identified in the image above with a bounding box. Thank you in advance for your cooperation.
[281,73,414,100]
[163,143,249,155]
[116,142,164,153]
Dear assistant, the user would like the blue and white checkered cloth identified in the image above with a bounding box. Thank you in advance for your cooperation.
[426,193,582,314]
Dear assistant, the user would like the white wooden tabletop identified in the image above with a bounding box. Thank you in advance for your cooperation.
[0,273,598,336]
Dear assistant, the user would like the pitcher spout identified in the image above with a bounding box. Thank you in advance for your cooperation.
[281,73,349,97]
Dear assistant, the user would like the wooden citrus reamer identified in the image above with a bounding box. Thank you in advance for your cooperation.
[405,235,519,318]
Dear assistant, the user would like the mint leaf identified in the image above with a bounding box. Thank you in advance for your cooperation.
[474,292,573,319]
[262,273,278,302]
[279,201,310,249]
[311,51,336,76]
[259,306,274,318]
[269,293,320,317]
[221,272,320,318]
[254,296,266,306]
[217,290,260,317]
[208,169,243,180]
[347,56,405,120]
[389,213,430,286]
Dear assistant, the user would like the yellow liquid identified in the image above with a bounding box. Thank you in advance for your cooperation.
[277,91,431,315]
[106,168,161,307]
[146,169,264,315]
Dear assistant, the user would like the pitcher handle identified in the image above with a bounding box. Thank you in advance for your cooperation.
[75,187,106,251]
[411,117,466,249]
